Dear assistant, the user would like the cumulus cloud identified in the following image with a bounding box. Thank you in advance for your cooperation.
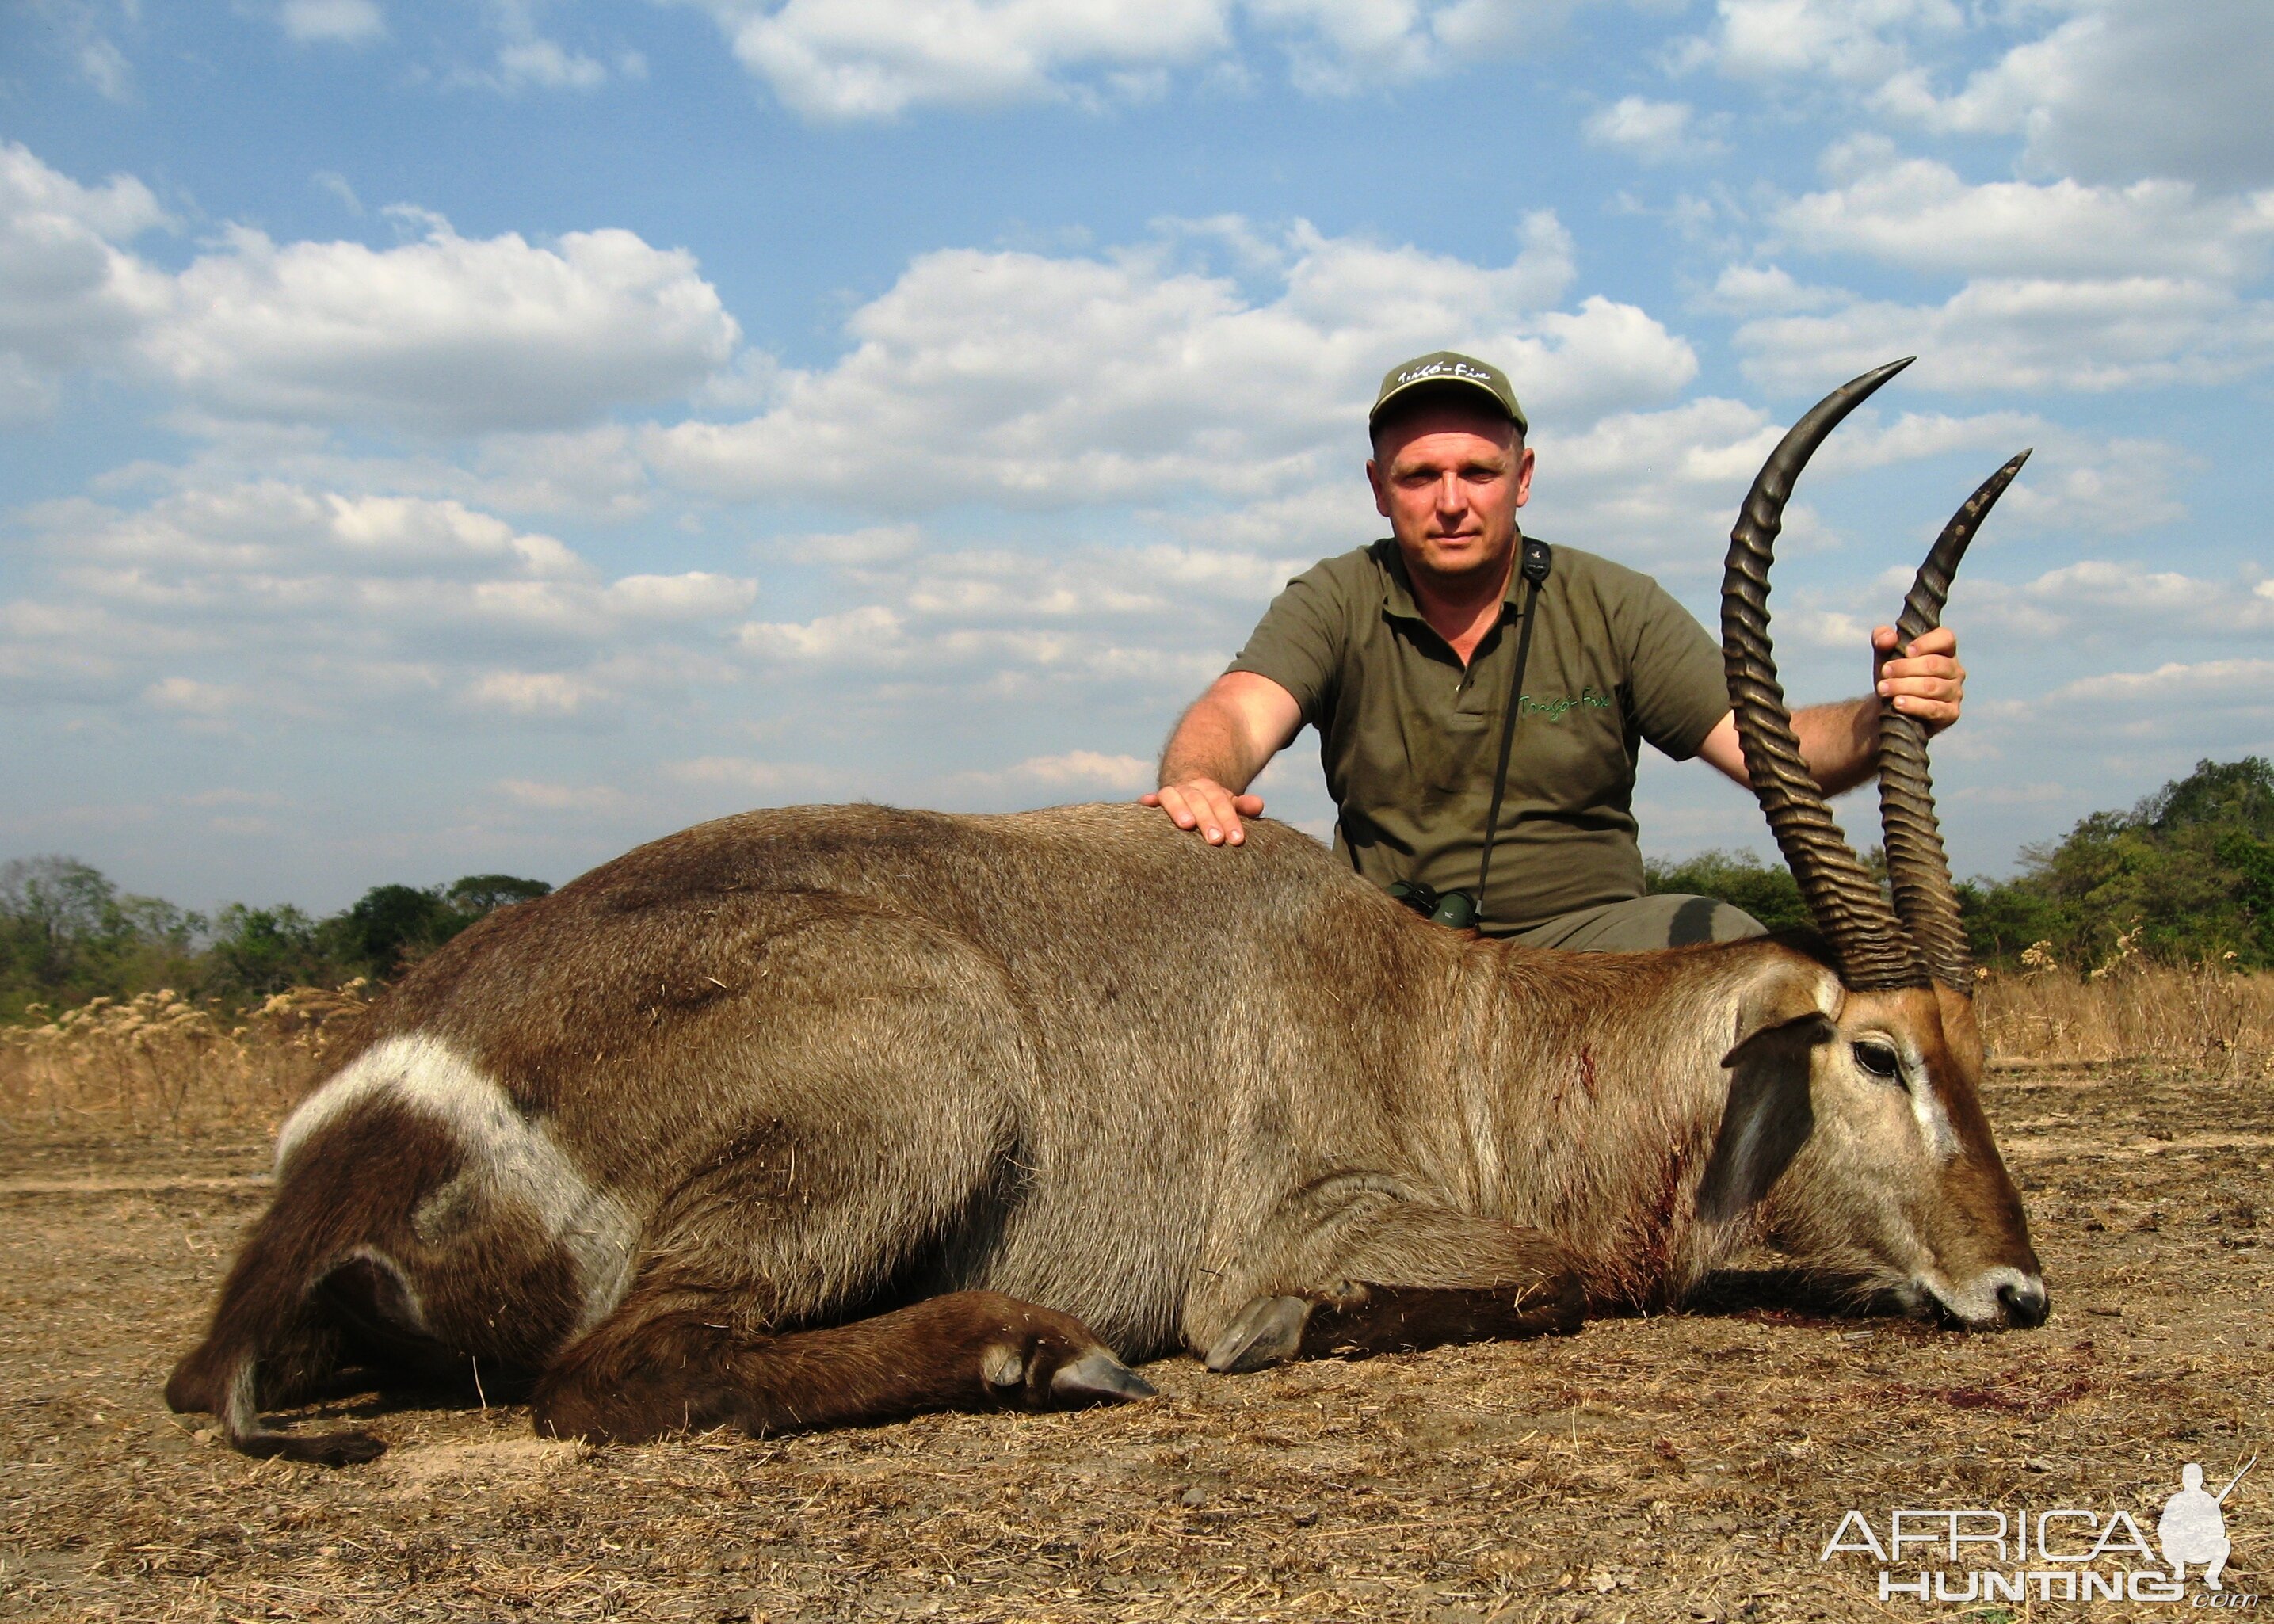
[0,142,172,420]
[943,749,1154,799]
[1963,562,2274,642]
[689,0,1230,119]
[2037,654,2274,709]
[681,0,1585,119]
[1702,263,1844,314]
[1583,97,1723,164]
[0,482,756,722]
[1776,158,2274,281]
[1734,276,2274,396]
[0,143,738,433]
[278,0,387,45]
[647,216,1692,507]
[144,213,738,433]
[1877,0,2274,190]
[1681,0,1964,86]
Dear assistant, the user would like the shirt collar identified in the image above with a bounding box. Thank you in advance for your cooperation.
[1377,528,1529,624]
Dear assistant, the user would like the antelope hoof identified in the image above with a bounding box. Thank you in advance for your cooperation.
[1049,1351,1156,1405]
[1204,1294,1311,1373]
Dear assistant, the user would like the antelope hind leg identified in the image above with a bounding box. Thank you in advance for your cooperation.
[1202,1200,1584,1374]
[532,1279,1154,1444]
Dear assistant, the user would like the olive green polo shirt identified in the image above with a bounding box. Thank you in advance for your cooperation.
[1227,537,1729,934]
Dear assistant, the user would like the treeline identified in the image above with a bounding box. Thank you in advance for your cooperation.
[0,860,548,1020]
[1647,757,2274,972]
[7,757,2269,1018]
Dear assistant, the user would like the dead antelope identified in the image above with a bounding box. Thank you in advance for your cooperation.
[168,360,2045,1465]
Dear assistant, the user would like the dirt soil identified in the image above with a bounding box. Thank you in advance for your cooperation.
[2,1064,2267,1622]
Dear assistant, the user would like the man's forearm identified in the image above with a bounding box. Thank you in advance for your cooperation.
[1159,696,1271,793]
[1792,696,1880,796]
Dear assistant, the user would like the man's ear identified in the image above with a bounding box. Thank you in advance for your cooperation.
[1723,957,1837,1067]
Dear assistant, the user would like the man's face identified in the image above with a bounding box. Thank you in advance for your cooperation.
[1365,398,1535,588]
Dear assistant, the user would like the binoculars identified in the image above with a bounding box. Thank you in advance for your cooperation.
[1385,879,1478,931]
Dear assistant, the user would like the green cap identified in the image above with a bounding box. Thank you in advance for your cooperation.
[1368,350,1527,437]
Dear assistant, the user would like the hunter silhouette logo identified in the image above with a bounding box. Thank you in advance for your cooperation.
[2161,1458,2252,1592]
[1821,1454,2257,1607]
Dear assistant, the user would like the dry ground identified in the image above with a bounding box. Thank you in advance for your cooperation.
[2,1062,2267,1623]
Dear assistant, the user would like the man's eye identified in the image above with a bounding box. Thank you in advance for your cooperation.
[1852,1041,1902,1081]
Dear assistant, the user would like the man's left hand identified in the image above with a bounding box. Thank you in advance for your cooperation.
[1873,624,1964,734]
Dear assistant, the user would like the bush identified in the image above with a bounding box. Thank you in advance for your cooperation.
[0,860,551,1015]
[1643,848,1810,934]
[1963,757,2274,971]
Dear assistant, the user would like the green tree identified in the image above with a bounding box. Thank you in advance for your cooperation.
[1643,848,1811,934]
[333,873,554,978]
[1962,757,2274,970]
[204,903,341,997]
[0,856,204,1016]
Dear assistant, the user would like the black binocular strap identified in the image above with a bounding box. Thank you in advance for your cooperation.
[1473,547,1551,922]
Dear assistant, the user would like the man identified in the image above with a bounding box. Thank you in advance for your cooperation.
[1140,351,1967,949]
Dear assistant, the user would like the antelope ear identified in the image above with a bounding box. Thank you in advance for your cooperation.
[1700,960,1835,1227]
[1723,959,1837,1067]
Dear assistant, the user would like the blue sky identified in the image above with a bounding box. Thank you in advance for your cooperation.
[3,0,2270,912]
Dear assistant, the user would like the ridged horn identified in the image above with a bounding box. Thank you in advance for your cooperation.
[1723,359,1925,990]
[1878,449,2031,994]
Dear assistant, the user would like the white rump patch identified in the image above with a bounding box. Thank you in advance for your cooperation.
[277,1035,636,1333]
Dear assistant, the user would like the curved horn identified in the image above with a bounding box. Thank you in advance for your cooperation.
[1878,450,2031,993]
[1723,359,1924,989]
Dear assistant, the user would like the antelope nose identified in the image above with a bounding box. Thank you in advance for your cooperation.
[1997,1275,2051,1329]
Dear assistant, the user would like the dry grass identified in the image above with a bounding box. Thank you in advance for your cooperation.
[1978,963,2274,1074]
[4,965,2268,1139]
[0,984,370,1136]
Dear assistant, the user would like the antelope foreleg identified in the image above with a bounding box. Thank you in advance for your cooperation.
[532,1282,1153,1444]
[1195,1196,1584,1374]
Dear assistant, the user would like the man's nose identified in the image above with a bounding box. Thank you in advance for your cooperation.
[1434,473,1466,511]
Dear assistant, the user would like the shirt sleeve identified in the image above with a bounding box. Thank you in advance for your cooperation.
[1624,576,1729,761]
[1224,559,1348,724]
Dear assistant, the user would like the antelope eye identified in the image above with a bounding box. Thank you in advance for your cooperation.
[1852,1041,1902,1081]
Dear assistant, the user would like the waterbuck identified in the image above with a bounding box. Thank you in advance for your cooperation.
[167,360,2047,1465]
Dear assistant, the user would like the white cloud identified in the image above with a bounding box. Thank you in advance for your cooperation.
[1703,263,1842,313]
[279,0,387,45]
[1583,97,1723,164]
[1965,562,2274,642]
[1776,158,2274,281]
[493,37,608,89]
[694,0,1230,119]
[496,777,639,814]
[683,0,1585,119]
[2046,657,2274,710]
[1,482,756,723]
[773,524,926,566]
[1734,276,2274,396]
[647,216,1692,507]
[944,749,1154,797]
[0,142,172,419]
[143,213,738,433]
[1682,0,1963,86]
[1878,0,2274,189]
[665,756,837,795]
[1,143,737,433]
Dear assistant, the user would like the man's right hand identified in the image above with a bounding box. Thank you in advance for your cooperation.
[1142,780,1266,846]
[1143,671,1303,847]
